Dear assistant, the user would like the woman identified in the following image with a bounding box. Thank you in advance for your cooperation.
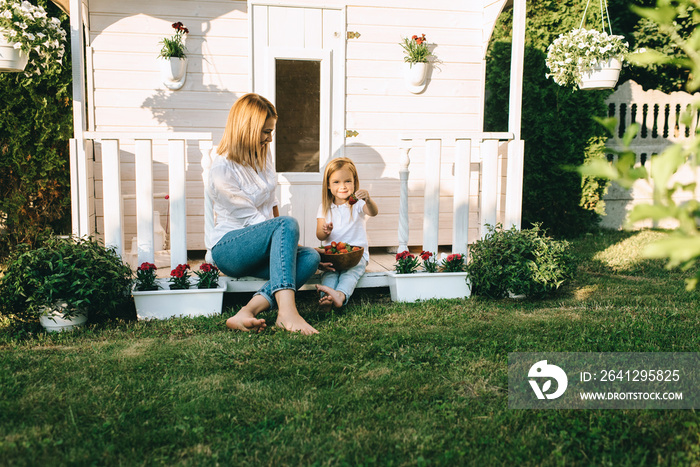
[207,93,321,335]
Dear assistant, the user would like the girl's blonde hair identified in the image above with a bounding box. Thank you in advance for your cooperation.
[321,157,360,217]
[217,93,278,170]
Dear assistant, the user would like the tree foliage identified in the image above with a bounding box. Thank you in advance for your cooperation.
[485,0,687,237]
[486,29,609,237]
[579,0,700,290]
[0,0,72,259]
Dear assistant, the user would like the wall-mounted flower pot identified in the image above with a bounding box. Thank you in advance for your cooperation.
[0,31,28,72]
[403,61,429,94]
[578,57,622,90]
[159,57,187,90]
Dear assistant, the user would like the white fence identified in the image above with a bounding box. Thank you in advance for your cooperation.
[77,132,213,269]
[72,131,524,270]
[605,80,699,161]
[602,80,700,229]
[398,132,522,254]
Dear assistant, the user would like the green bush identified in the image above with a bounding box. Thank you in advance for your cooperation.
[466,224,576,299]
[0,236,133,323]
[0,0,72,259]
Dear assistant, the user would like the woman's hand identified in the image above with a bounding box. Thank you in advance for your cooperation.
[318,262,336,272]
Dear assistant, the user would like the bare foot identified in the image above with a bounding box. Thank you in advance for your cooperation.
[226,307,267,333]
[276,312,318,335]
[274,289,318,335]
[315,284,346,309]
[318,295,333,313]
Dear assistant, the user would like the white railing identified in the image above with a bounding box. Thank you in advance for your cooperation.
[398,132,522,255]
[606,80,698,162]
[602,80,700,229]
[81,132,213,269]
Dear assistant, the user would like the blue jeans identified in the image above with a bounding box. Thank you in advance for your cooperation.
[211,216,320,309]
[320,259,367,305]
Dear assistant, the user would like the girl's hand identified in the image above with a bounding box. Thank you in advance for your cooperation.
[355,189,370,201]
[323,221,333,235]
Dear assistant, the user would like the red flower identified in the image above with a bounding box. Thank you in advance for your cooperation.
[420,251,432,261]
[446,254,463,262]
[171,263,190,277]
[412,35,418,40]
[396,251,415,261]
[200,263,218,273]
[138,262,157,271]
[171,22,189,33]
[164,195,169,200]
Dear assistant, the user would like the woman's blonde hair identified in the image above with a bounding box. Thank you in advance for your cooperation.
[321,157,360,217]
[217,93,278,170]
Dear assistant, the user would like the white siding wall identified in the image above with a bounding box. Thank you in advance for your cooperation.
[88,0,248,250]
[86,0,503,251]
[345,1,487,247]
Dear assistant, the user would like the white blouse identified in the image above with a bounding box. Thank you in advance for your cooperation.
[206,155,278,249]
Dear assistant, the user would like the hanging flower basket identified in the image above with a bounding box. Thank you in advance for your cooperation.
[546,28,627,89]
[0,28,28,72]
[0,1,67,77]
[545,0,628,90]
[578,57,622,90]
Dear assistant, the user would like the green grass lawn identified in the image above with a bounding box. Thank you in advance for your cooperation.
[1,229,699,466]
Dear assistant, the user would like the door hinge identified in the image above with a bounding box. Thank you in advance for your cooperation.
[347,31,361,40]
[346,130,359,138]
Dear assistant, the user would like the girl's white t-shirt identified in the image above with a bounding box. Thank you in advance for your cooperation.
[317,200,369,262]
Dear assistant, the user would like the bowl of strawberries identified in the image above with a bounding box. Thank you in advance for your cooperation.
[316,242,364,271]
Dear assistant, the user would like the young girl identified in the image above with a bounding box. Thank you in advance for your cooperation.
[316,157,379,311]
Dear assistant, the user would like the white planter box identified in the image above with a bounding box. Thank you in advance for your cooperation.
[388,271,471,303]
[132,278,225,320]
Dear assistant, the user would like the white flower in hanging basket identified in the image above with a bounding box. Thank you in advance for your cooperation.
[545,28,628,88]
[0,0,67,76]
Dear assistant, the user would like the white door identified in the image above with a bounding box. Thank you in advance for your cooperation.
[251,3,346,247]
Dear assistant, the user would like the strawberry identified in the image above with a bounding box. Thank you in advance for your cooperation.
[348,193,358,205]
[337,242,346,250]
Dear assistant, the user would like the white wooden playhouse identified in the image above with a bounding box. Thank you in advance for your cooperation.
[57,0,527,276]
